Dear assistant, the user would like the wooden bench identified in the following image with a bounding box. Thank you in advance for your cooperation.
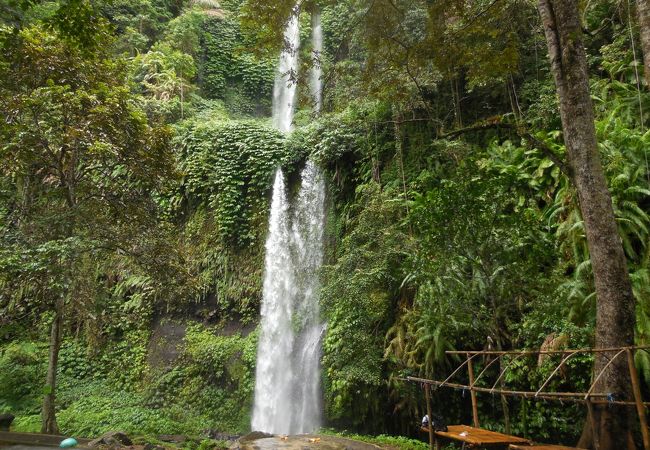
[423,424,530,448]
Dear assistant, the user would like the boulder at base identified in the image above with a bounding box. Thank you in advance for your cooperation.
[157,435,186,444]
[238,432,273,443]
[88,431,133,448]
[143,444,165,450]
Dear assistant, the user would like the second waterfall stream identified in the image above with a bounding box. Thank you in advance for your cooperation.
[251,5,326,435]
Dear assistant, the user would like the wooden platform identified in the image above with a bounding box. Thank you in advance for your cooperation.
[429,425,530,447]
[0,432,90,448]
[509,445,587,450]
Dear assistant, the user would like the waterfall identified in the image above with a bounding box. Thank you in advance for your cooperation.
[252,163,326,435]
[310,8,323,113]
[290,161,326,433]
[252,170,295,433]
[252,6,326,436]
[272,5,300,133]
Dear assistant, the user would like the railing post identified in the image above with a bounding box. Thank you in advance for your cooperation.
[425,383,434,450]
[627,348,650,450]
[586,398,600,450]
[467,353,480,428]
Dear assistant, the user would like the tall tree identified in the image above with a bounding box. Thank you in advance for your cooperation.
[537,1,636,448]
[0,24,172,433]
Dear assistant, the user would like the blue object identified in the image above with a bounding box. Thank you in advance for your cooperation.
[60,437,78,448]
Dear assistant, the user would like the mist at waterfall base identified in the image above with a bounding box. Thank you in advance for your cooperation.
[251,6,326,436]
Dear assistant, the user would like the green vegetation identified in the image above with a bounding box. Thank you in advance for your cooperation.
[1,324,256,437]
[1,0,650,448]
[320,429,430,450]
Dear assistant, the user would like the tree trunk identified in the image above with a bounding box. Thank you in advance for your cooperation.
[537,1,636,449]
[638,0,650,86]
[41,296,64,435]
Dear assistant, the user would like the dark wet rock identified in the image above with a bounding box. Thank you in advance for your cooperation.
[157,435,187,444]
[143,444,165,450]
[0,413,15,431]
[239,432,273,443]
[203,430,240,442]
[147,320,187,370]
[88,431,133,448]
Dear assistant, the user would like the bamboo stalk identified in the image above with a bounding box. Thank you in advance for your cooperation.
[490,353,526,392]
[446,345,650,356]
[467,354,480,427]
[535,350,580,397]
[584,348,627,400]
[627,348,650,450]
[403,376,650,406]
[472,354,502,387]
[425,384,434,450]
[586,399,600,450]
[437,353,480,388]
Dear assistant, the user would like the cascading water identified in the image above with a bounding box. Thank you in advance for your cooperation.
[272,5,300,133]
[252,170,295,433]
[252,6,326,435]
[290,161,326,433]
[310,8,323,113]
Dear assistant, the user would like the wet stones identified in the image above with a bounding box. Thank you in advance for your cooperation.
[88,431,133,448]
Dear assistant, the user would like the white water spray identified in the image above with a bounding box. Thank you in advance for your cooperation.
[252,170,295,433]
[310,9,323,113]
[252,162,326,435]
[272,5,300,133]
[290,161,326,433]
[252,6,326,435]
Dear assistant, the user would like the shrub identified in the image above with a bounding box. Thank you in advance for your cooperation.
[0,342,46,414]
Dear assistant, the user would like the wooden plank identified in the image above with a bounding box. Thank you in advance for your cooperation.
[509,446,587,450]
[433,425,530,446]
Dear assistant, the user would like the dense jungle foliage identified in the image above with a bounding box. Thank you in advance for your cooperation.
[1,0,650,448]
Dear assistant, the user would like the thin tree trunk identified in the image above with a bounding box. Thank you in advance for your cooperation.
[41,296,64,435]
[497,353,511,434]
[637,0,650,86]
[537,1,636,449]
[392,110,410,221]
[490,295,511,434]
